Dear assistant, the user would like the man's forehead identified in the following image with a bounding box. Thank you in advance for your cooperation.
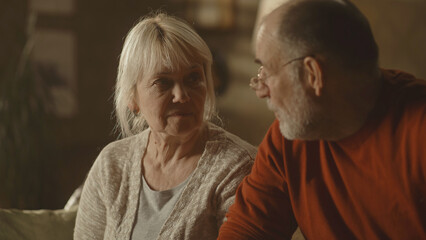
[255,22,282,67]
[257,8,284,46]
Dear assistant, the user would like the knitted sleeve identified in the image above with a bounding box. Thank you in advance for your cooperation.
[215,147,255,228]
[74,153,107,240]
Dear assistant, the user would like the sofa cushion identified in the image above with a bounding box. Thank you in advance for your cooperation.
[0,208,76,240]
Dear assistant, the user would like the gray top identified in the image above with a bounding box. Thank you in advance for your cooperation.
[74,123,256,240]
[131,175,190,240]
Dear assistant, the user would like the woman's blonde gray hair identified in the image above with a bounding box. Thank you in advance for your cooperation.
[114,13,216,138]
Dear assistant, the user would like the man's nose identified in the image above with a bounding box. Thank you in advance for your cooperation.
[255,82,269,99]
[172,84,190,103]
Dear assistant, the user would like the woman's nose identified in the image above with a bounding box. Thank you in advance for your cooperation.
[172,84,190,103]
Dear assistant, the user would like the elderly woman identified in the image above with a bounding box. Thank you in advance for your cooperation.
[74,13,256,239]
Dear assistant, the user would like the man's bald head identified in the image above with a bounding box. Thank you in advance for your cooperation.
[263,0,379,75]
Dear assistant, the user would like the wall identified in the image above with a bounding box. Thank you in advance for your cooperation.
[352,0,426,80]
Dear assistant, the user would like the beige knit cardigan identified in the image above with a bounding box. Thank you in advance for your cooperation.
[74,123,256,240]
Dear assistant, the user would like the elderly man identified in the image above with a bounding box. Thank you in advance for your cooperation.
[218,0,426,239]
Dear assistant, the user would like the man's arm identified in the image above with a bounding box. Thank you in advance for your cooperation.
[218,120,298,239]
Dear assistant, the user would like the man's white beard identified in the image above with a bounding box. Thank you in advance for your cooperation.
[266,84,316,140]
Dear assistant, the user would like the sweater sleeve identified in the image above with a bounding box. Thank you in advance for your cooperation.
[74,154,107,239]
[215,149,255,228]
[218,120,297,240]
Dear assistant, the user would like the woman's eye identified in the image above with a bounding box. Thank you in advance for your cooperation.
[186,72,202,84]
[153,78,172,89]
[153,78,169,85]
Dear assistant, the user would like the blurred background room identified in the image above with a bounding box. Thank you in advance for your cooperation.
[0,0,425,211]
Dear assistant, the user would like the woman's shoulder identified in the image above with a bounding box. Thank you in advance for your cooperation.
[103,131,145,154]
[92,130,149,175]
[206,123,257,164]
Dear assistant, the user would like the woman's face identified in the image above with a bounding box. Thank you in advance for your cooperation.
[133,63,207,138]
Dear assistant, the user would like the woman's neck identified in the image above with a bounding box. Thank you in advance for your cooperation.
[142,123,208,191]
[146,123,208,166]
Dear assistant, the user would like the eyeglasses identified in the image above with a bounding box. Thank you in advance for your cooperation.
[249,56,309,90]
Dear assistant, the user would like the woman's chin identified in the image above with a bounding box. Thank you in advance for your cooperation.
[165,119,203,137]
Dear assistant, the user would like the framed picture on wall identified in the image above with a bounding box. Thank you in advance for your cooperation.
[184,0,236,30]
[29,0,77,118]
[33,29,78,118]
[29,0,74,15]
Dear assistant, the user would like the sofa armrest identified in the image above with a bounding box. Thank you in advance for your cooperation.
[0,208,76,240]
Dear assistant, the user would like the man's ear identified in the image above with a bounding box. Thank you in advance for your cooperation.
[304,56,323,96]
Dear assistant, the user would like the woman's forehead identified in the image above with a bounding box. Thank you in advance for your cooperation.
[150,61,203,75]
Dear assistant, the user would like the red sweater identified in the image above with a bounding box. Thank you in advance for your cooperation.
[218,70,426,240]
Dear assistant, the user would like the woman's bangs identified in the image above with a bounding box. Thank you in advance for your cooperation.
[163,38,204,72]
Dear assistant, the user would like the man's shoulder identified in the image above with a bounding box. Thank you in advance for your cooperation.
[382,69,426,97]
[381,69,426,117]
[376,69,426,146]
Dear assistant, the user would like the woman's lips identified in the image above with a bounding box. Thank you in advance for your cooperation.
[168,112,193,117]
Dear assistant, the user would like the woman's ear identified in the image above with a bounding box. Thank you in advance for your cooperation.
[128,99,139,113]
[304,56,323,97]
